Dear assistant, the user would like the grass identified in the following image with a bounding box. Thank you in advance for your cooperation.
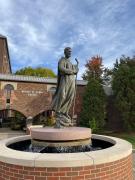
[103,132,135,149]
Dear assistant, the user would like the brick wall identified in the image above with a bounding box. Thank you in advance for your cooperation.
[75,86,85,116]
[11,82,51,117]
[0,154,133,180]
[0,81,53,117]
[0,81,85,119]
[0,38,11,74]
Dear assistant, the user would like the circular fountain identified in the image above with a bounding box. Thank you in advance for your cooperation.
[0,129,133,180]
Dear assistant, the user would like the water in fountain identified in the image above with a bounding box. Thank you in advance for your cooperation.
[8,138,112,153]
[26,144,101,153]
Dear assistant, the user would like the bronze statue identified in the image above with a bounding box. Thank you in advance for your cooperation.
[51,47,79,128]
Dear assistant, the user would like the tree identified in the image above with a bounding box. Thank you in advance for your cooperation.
[80,55,107,132]
[79,78,106,132]
[112,55,135,130]
[15,67,56,78]
[113,59,119,72]
[10,111,26,130]
[102,67,113,86]
[82,55,103,81]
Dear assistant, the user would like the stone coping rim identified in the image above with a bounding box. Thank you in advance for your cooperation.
[0,134,132,167]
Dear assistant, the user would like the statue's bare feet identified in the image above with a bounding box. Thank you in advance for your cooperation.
[54,112,74,128]
[64,113,71,119]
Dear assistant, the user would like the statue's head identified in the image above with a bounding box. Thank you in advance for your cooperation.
[64,47,72,58]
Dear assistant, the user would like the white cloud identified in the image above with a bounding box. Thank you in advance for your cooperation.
[0,0,135,79]
[77,66,85,80]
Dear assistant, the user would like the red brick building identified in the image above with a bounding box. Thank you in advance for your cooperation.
[0,35,12,74]
[0,74,86,119]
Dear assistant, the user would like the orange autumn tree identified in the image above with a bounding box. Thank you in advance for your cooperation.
[82,55,103,81]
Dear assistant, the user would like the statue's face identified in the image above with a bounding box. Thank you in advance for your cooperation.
[65,48,72,58]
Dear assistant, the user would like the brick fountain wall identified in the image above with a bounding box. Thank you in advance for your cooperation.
[0,134,133,180]
[0,154,133,180]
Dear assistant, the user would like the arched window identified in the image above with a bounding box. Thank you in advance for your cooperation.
[4,84,14,91]
[4,84,14,104]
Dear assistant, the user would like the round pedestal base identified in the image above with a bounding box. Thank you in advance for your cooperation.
[30,127,91,147]
[31,138,91,147]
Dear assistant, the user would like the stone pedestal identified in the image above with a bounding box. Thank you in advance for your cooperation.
[30,127,91,147]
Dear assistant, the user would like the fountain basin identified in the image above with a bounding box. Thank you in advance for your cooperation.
[0,134,133,180]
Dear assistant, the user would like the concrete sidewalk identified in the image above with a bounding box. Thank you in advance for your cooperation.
[0,128,25,140]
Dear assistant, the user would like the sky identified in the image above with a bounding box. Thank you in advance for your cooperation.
[0,0,135,79]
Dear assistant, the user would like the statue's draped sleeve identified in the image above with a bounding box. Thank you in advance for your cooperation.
[58,59,78,75]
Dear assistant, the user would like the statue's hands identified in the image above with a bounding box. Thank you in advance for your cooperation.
[73,66,79,75]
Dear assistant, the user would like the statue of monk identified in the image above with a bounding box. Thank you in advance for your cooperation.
[51,47,79,128]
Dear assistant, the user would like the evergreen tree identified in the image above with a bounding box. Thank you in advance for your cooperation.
[80,78,106,132]
[102,68,113,85]
[112,56,135,130]
[113,59,119,72]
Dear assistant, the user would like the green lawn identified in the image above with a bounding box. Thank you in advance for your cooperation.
[103,132,135,149]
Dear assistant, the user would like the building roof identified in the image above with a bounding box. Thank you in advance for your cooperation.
[0,73,87,85]
[0,35,12,73]
[0,34,7,38]
[0,73,113,95]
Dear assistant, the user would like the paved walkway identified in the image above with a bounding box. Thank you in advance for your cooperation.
[0,128,135,178]
[0,128,25,140]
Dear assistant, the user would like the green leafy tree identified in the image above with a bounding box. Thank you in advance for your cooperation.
[113,59,119,72]
[10,111,26,130]
[79,78,106,132]
[112,55,135,130]
[15,67,56,78]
